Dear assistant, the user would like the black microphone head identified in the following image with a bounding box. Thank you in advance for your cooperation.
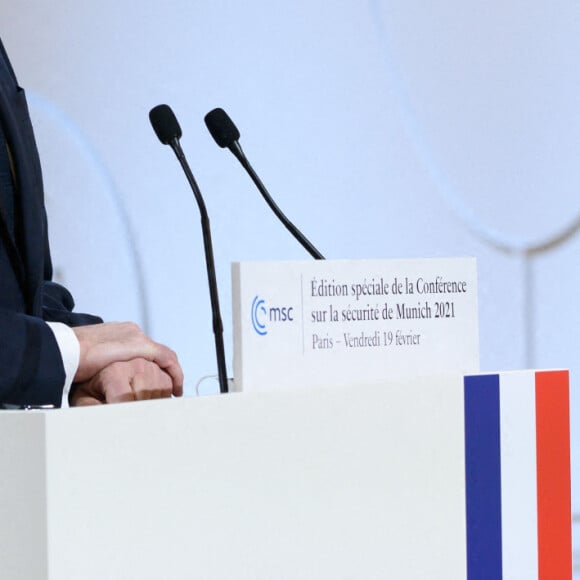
[204,108,241,148]
[149,104,182,145]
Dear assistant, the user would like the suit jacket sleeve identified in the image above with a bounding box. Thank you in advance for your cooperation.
[0,135,102,407]
[0,278,103,406]
[0,308,67,405]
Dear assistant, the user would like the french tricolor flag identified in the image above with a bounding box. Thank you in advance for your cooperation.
[464,370,571,579]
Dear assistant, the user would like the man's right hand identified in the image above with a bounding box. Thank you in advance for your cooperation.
[69,358,175,406]
[72,322,183,396]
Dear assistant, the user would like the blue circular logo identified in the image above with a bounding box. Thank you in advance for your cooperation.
[251,295,268,336]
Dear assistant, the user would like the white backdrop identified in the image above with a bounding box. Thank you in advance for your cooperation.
[2,0,579,566]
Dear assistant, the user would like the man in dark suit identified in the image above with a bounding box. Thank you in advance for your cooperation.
[0,37,183,407]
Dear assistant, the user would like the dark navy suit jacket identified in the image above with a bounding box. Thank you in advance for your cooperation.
[0,38,101,406]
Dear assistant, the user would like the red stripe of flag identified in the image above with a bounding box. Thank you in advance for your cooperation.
[535,370,572,579]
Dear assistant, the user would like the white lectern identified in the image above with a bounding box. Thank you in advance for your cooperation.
[0,370,570,579]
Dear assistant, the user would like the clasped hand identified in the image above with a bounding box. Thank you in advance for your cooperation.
[69,322,184,406]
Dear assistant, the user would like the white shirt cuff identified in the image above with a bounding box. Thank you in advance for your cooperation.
[46,322,80,408]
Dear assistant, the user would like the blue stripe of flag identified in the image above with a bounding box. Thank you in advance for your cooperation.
[464,374,503,580]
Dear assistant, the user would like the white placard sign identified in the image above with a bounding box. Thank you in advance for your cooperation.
[232,258,479,391]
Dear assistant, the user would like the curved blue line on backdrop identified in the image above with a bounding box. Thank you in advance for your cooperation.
[367,0,580,256]
[27,91,151,333]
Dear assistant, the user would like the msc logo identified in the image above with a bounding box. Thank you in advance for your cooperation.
[251,295,295,336]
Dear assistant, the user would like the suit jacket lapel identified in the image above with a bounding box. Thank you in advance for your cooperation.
[0,76,26,293]
[0,38,46,312]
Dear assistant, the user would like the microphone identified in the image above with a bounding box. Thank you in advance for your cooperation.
[204,108,325,260]
[149,104,229,395]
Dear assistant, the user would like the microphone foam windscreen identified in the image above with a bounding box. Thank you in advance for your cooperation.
[204,108,241,148]
[149,104,182,145]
